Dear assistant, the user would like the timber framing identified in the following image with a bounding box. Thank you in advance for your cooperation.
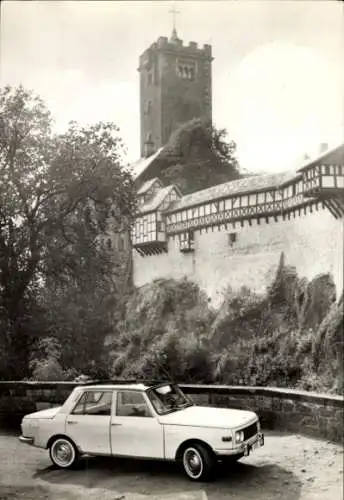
[164,162,344,235]
[133,144,344,254]
[133,240,168,256]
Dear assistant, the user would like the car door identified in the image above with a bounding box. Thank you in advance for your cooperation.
[65,389,113,454]
[110,390,164,459]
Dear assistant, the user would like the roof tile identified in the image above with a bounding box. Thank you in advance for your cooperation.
[167,171,297,212]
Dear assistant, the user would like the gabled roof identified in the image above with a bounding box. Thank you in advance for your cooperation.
[166,171,297,212]
[137,177,163,196]
[298,143,344,172]
[139,185,181,214]
[130,147,164,180]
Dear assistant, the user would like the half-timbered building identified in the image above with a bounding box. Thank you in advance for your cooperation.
[132,143,344,305]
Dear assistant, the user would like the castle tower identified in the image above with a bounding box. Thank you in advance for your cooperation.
[138,27,213,157]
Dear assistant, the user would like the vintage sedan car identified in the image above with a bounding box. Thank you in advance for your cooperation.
[19,381,264,481]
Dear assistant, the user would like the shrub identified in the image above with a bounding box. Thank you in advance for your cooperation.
[28,337,79,381]
[109,260,342,394]
[109,278,214,382]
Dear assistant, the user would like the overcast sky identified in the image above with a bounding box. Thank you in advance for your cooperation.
[1,0,343,172]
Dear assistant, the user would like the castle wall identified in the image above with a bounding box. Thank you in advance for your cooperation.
[133,207,343,307]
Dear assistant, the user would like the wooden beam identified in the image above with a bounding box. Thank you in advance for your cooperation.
[327,198,342,218]
[323,199,339,219]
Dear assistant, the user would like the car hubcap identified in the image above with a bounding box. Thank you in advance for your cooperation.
[52,439,75,467]
[183,448,203,479]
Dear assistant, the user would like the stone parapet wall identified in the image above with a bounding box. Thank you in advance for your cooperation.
[182,385,343,443]
[0,382,342,443]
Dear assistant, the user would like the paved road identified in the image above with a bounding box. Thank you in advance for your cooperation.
[0,430,342,500]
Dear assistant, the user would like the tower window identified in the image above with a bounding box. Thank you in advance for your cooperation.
[147,72,153,85]
[177,61,196,80]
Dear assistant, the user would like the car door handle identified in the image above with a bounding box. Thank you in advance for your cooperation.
[111,423,122,426]
[67,420,78,425]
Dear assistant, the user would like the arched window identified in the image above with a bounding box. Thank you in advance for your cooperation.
[176,62,196,80]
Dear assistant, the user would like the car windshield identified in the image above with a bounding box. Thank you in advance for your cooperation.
[147,384,193,415]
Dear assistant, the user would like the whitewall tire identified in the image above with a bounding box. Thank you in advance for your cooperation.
[49,437,80,469]
[182,444,215,481]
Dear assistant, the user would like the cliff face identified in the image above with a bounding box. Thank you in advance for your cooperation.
[108,267,343,393]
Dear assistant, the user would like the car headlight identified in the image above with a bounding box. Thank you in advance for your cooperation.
[235,430,244,443]
[22,418,38,436]
[24,418,38,428]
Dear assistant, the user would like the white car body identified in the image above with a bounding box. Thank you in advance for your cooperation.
[20,382,264,480]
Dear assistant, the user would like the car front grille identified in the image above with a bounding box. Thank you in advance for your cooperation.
[243,422,258,441]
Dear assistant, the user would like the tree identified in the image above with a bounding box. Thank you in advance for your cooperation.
[0,85,135,378]
[159,118,241,193]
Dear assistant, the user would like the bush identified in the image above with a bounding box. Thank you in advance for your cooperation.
[28,337,78,381]
[109,264,342,394]
[109,278,214,382]
[21,253,341,394]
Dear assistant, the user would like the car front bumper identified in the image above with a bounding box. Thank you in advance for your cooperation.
[215,432,264,456]
[19,435,34,445]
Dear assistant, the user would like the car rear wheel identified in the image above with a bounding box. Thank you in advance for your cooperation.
[49,437,80,469]
[182,444,215,481]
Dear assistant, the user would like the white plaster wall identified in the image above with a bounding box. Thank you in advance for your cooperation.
[133,207,343,307]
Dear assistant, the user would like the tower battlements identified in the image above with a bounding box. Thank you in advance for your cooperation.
[139,37,212,69]
[155,36,212,57]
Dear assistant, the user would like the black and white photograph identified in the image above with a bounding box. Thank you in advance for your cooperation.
[0,1,343,499]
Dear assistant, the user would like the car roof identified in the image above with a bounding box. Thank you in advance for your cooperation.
[77,381,172,391]
[78,383,148,391]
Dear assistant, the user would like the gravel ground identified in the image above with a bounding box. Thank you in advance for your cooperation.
[0,430,342,500]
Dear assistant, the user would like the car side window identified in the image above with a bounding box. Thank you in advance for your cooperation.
[71,391,113,416]
[116,391,152,418]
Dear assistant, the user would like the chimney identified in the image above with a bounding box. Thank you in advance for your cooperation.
[319,142,328,155]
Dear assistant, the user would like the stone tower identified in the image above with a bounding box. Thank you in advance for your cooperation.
[138,29,213,157]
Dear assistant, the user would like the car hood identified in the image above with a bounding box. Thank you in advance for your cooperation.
[158,405,257,429]
[24,406,61,420]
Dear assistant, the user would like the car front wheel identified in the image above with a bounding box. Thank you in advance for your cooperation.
[182,444,215,481]
[49,437,80,469]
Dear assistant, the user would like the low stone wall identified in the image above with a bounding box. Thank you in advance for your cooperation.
[182,385,343,443]
[0,381,342,443]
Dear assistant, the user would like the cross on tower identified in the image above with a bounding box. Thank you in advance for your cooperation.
[169,5,180,36]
